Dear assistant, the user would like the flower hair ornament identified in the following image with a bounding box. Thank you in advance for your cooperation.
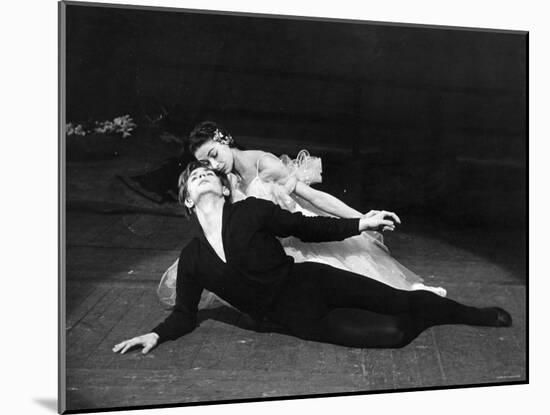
[212,129,234,146]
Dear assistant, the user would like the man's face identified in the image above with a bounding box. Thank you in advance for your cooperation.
[185,167,225,204]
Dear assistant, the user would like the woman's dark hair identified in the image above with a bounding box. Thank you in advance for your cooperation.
[177,160,233,219]
[187,120,244,155]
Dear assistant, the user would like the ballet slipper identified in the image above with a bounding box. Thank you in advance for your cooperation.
[411,283,447,298]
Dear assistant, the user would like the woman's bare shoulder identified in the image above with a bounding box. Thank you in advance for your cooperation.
[239,150,280,173]
[240,149,274,162]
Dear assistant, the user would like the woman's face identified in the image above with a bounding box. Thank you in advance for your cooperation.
[194,140,234,174]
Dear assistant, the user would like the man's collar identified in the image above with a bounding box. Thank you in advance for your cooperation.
[194,199,231,243]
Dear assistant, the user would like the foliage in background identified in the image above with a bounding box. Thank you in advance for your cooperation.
[67,115,137,138]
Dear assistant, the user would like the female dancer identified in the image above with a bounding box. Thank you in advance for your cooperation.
[114,162,510,354]
[157,121,446,308]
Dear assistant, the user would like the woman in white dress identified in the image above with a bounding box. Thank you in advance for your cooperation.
[157,121,446,308]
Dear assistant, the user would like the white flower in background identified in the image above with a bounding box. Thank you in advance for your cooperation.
[93,120,115,134]
[66,122,87,136]
[74,125,86,136]
[66,123,74,135]
[67,115,137,138]
[113,114,137,138]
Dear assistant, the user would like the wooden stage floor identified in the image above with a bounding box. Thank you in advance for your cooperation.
[64,207,526,411]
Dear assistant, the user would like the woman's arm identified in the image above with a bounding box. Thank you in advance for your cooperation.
[257,153,362,218]
[294,182,362,218]
[256,152,295,187]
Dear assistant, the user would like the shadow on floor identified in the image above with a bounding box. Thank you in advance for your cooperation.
[197,305,290,335]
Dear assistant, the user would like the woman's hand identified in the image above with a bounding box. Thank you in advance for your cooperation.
[112,332,159,355]
[359,210,401,232]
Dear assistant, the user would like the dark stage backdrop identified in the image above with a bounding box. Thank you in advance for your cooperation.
[65,4,527,228]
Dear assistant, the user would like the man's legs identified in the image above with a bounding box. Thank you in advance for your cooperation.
[272,262,511,348]
[309,262,510,327]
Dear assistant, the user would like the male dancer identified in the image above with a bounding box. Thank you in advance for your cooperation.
[113,161,511,355]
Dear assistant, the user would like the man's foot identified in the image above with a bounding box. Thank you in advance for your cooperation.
[477,307,513,327]
[491,307,513,327]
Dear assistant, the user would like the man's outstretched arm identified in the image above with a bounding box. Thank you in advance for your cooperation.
[252,197,401,242]
[112,245,203,354]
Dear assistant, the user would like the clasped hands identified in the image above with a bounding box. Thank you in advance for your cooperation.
[359,209,401,232]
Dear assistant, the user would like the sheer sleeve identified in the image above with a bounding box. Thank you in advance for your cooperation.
[255,151,322,211]
[279,150,322,186]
